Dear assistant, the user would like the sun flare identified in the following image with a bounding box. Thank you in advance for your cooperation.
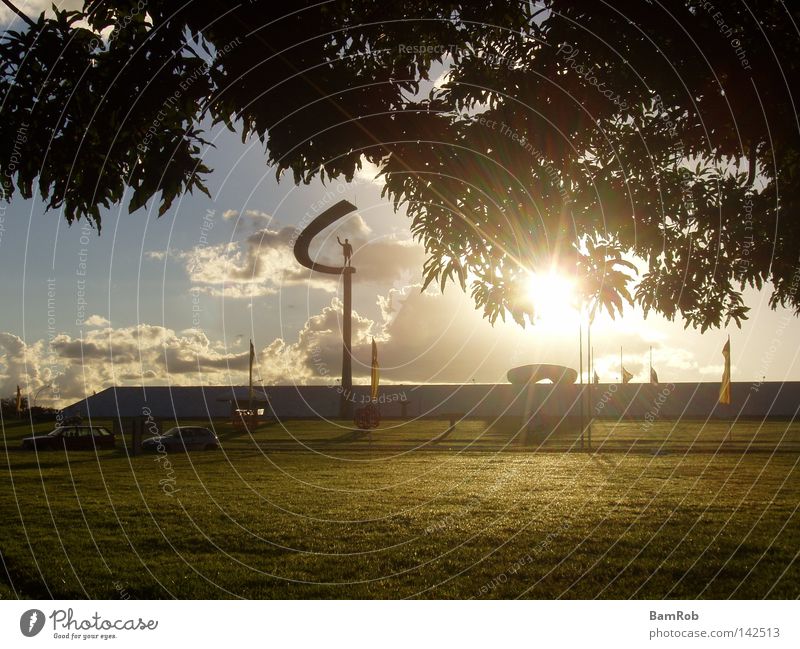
[527,271,580,326]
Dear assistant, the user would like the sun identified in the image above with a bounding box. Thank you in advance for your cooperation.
[526,270,580,326]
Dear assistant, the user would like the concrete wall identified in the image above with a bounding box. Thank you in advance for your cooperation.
[370,382,799,421]
[555,382,798,420]
[69,381,800,421]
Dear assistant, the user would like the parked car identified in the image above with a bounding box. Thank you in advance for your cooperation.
[20,425,115,451]
[141,426,220,452]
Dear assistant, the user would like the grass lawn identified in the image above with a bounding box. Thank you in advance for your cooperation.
[0,416,798,599]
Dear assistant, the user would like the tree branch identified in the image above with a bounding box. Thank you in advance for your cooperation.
[1,0,35,28]
[183,42,205,61]
[746,139,757,186]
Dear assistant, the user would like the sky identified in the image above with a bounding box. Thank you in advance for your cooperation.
[1,3,799,407]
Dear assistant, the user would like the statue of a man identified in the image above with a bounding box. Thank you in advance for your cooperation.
[337,236,353,266]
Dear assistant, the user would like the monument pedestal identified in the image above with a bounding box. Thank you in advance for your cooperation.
[340,266,355,418]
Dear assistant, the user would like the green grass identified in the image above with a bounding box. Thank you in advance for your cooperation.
[1,417,798,599]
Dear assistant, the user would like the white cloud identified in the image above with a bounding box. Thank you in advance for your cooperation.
[220,209,273,230]
[83,314,110,328]
[161,215,424,298]
[432,69,452,89]
[260,282,725,388]
[0,0,83,24]
[0,286,744,409]
[354,158,383,185]
[0,332,48,396]
[0,324,260,406]
[260,298,377,384]
[262,285,585,385]
[655,347,698,371]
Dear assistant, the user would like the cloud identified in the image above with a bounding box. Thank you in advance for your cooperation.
[0,333,48,393]
[261,285,578,385]
[655,347,698,370]
[699,364,726,375]
[0,324,260,406]
[261,298,377,384]
[432,69,452,89]
[0,0,83,24]
[0,283,728,409]
[159,211,424,298]
[354,158,383,185]
[83,314,110,327]
[593,343,704,383]
[174,229,326,298]
[221,209,273,229]
[258,281,724,388]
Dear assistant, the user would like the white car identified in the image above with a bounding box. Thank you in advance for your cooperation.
[141,426,220,452]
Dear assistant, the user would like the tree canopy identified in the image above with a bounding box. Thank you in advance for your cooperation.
[2,1,798,330]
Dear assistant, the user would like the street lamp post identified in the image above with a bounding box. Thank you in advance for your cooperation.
[578,304,594,453]
[587,315,593,452]
[579,322,584,451]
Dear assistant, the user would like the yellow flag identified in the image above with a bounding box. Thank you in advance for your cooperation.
[719,337,731,404]
[249,340,255,400]
[370,338,379,401]
[622,367,633,384]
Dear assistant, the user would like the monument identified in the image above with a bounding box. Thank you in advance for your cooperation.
[293,200,358,417]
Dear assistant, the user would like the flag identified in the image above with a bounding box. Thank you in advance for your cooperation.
[622,367,633,384]
[249,340,255,400]
[649,346,658,385]
[719,336,731,404]
[15,385,22,415]
[593,370,599,385]
[370,338,380,401]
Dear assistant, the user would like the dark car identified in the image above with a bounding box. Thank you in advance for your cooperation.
[141,426,220,452]
[20,425,115,451]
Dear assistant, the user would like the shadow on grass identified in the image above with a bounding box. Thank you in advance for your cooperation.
[328,429,372,444]
[215,419,277,443]
[7,449,121,469]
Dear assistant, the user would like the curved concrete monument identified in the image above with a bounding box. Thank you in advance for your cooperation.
[507,364,578,386]
[293,200,358,417]
[293,200,358,275]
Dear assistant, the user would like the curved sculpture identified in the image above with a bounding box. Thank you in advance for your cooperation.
[507,364,578,386]
[293,199,358,275]
[293,199,358,417]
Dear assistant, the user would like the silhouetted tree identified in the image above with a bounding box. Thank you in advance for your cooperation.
[2,1,798,329]
[1,394,27,415]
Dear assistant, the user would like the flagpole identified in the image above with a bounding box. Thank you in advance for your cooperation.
[726,334,731,443]
[579,321,584,451]
[620,346,623,384]
[587,322,592,452]
[589,345,594,451]
[248,338,253,426]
